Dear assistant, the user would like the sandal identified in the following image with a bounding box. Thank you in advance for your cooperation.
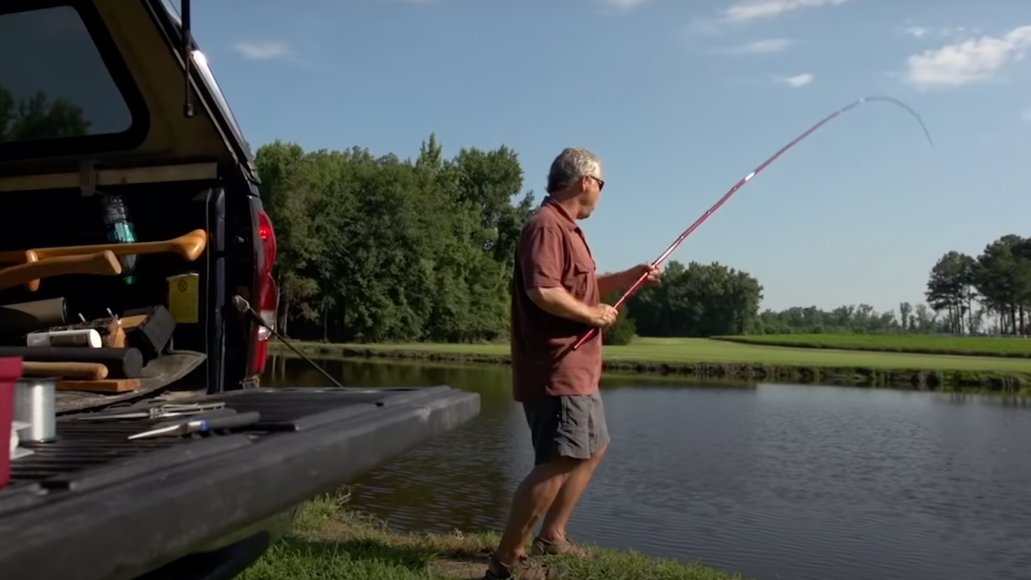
[531,536,589,557]
[483,553,564,580]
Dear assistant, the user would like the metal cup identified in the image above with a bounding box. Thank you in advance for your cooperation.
[14,377,56,443]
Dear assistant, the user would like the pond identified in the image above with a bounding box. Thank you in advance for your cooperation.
[263,356,1031,580]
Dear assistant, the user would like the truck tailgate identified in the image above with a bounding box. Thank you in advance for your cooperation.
[0,385,480,580]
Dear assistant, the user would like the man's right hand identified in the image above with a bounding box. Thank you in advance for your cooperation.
[526,286,621,329]
[588,304,620,329]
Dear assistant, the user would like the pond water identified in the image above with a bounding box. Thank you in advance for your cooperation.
[263,356,1031,580]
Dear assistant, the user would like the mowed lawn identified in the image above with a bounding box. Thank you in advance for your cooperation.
[353,337,1031,372]
[714,333,1031,358]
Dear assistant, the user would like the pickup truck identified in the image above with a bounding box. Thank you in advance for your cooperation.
[0,1,480,579]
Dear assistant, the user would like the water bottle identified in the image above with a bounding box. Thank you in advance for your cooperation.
[99,194,137,284]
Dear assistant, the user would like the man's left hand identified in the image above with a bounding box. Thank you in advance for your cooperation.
[625,263,662,287]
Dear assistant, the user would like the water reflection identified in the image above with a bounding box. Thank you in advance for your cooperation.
[264,356,1031,580]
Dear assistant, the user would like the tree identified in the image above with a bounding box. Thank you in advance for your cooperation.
[925,251,976,335]
[913,304,938,332]
[971,235,1031,335]
[602,292,637,345]
[898,302,912,331]
[628,260,763,337]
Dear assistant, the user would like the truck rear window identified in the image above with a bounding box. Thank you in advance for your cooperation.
[0,5,134,144]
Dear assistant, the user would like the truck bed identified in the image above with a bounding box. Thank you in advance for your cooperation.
[0,385,480,580]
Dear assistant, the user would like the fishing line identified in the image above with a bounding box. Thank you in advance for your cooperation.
[570,95,934,352]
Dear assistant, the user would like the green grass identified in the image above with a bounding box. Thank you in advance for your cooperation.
[238,493,745,580]
[341,337,1031,372]
[273,336,1031,392]
[713,334,1031,359]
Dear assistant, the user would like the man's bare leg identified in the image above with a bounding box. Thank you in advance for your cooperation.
[492,457,581,565]
[538,444,607,545]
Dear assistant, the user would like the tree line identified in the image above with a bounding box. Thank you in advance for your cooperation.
[257,137,965,343]
[257,136,536,343]
[622,264,946,338]
[754,302,944,335]
[925,236,1031,336]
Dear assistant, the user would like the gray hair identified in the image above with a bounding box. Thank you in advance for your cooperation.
[546,147,602,195]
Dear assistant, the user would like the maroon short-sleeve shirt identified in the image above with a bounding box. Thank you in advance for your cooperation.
[510,197,602,403]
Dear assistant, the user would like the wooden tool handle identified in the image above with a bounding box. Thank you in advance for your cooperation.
[0,229,208,265]
[57,378,139,393]
[0,345,143,379]
[22,361,109,380]
[23,250,40,292]
[0,251,122,292]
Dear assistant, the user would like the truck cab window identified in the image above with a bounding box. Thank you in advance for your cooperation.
[0,5,133,143]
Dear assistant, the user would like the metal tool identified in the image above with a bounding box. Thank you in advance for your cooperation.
[14,378,56,442]
[128,410,260,440]
[74,401,226,422]
[147,408,238,431]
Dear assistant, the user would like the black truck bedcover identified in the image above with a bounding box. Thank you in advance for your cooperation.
[0,385,480,580]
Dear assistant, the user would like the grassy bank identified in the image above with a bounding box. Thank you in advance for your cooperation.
[271,337,1031,392]
[713,334,1031,358]
[238,493,745,580]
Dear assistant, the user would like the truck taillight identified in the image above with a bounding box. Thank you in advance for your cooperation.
[251,209,278,375]
[258,210,277,279]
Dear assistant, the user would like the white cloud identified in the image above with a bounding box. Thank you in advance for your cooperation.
[939,26,977,37]
[684,0,848,38]
[723,0,852,23]
[717,38,799,54]
[602,0,651,8]
[904,26,930,39]
[904,25,982,40]
[905,25,1031,88]
[232,41,294,61]
[777,73,814,87]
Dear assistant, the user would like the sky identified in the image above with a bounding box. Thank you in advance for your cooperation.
[187,0,1031,314]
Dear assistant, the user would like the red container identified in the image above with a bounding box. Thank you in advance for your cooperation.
[0,356,24,491]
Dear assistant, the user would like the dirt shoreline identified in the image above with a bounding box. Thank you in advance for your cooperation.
[270,343,1031,393]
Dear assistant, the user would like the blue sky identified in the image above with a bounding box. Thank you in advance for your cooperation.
[188,0,1031,314]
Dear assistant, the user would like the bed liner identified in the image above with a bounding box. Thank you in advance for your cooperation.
[0,385,481,580]
[55,350,208,414]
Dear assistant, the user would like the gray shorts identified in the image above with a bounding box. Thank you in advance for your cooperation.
[523,390,610,466]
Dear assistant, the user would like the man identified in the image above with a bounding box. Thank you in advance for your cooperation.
[484,147,660,580]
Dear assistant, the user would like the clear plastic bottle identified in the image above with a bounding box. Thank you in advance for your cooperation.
[99,194,138,284]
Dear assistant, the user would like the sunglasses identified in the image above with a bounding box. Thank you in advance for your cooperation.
[588,175,605,191]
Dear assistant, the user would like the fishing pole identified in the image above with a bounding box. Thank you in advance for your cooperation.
[570,95,934,352]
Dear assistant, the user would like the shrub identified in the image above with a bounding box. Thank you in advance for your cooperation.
[604,312,637,345]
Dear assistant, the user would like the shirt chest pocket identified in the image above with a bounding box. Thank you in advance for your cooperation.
[566,238,597,299]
